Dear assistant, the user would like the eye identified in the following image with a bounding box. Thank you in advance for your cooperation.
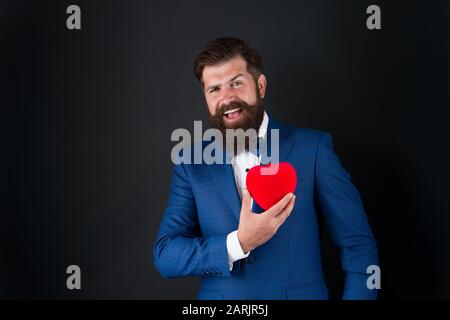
[231,81,242,88]
[209,87,219,94]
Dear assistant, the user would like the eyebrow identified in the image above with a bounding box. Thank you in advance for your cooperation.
[205,73,244,92]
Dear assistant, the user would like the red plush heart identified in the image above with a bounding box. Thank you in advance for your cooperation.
[246,162,297,211]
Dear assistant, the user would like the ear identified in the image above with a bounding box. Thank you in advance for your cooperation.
[257,74,267,98]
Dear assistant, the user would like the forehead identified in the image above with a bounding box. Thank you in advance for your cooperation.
[202,55,249,85]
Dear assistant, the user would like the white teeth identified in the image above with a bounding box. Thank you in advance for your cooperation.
[224,108,241,115]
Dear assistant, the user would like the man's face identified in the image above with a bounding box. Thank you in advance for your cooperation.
[202,55,267,132]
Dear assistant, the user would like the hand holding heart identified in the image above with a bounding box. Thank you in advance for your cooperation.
[237,189,296,253]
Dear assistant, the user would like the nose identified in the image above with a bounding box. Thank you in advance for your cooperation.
[219,87,238,107]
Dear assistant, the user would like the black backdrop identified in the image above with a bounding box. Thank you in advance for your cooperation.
[2,0,450,299]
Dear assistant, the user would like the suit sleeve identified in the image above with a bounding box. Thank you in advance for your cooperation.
[314,132,379,300]
[153,163,233,278]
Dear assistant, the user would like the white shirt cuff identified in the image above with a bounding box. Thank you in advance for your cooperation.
[226,230,251,271]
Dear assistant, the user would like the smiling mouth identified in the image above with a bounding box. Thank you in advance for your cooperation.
[223,108,242,121]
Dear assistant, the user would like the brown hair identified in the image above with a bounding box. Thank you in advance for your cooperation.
[193,37,263,87]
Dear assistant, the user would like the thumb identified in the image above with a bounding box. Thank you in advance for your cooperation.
[241,189,252,214]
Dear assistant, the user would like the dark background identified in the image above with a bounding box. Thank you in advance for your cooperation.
[2,0,450,299]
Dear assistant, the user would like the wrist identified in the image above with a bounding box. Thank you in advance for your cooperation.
[237,230,250,253]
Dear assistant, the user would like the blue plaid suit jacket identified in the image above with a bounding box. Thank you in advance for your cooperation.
[153,115,378,300]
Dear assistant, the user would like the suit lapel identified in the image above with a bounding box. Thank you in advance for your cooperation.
[260,114,295,165]
[207,160,242,222]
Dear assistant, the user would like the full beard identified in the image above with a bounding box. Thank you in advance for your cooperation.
[209,91,265,155]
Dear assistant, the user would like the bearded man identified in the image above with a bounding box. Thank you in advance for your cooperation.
[153,37,379,300]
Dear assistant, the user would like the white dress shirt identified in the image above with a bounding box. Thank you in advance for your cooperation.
[226,111,269,271]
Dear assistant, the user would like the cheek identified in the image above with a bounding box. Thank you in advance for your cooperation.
[205,97,217,115]
[241,88,257,105]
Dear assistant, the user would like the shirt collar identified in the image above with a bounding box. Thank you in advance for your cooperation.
[258,111,269,140]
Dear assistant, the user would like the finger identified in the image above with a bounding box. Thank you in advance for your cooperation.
[275,195,296,224]
[267,192,294,216]
[241,189,252,214]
